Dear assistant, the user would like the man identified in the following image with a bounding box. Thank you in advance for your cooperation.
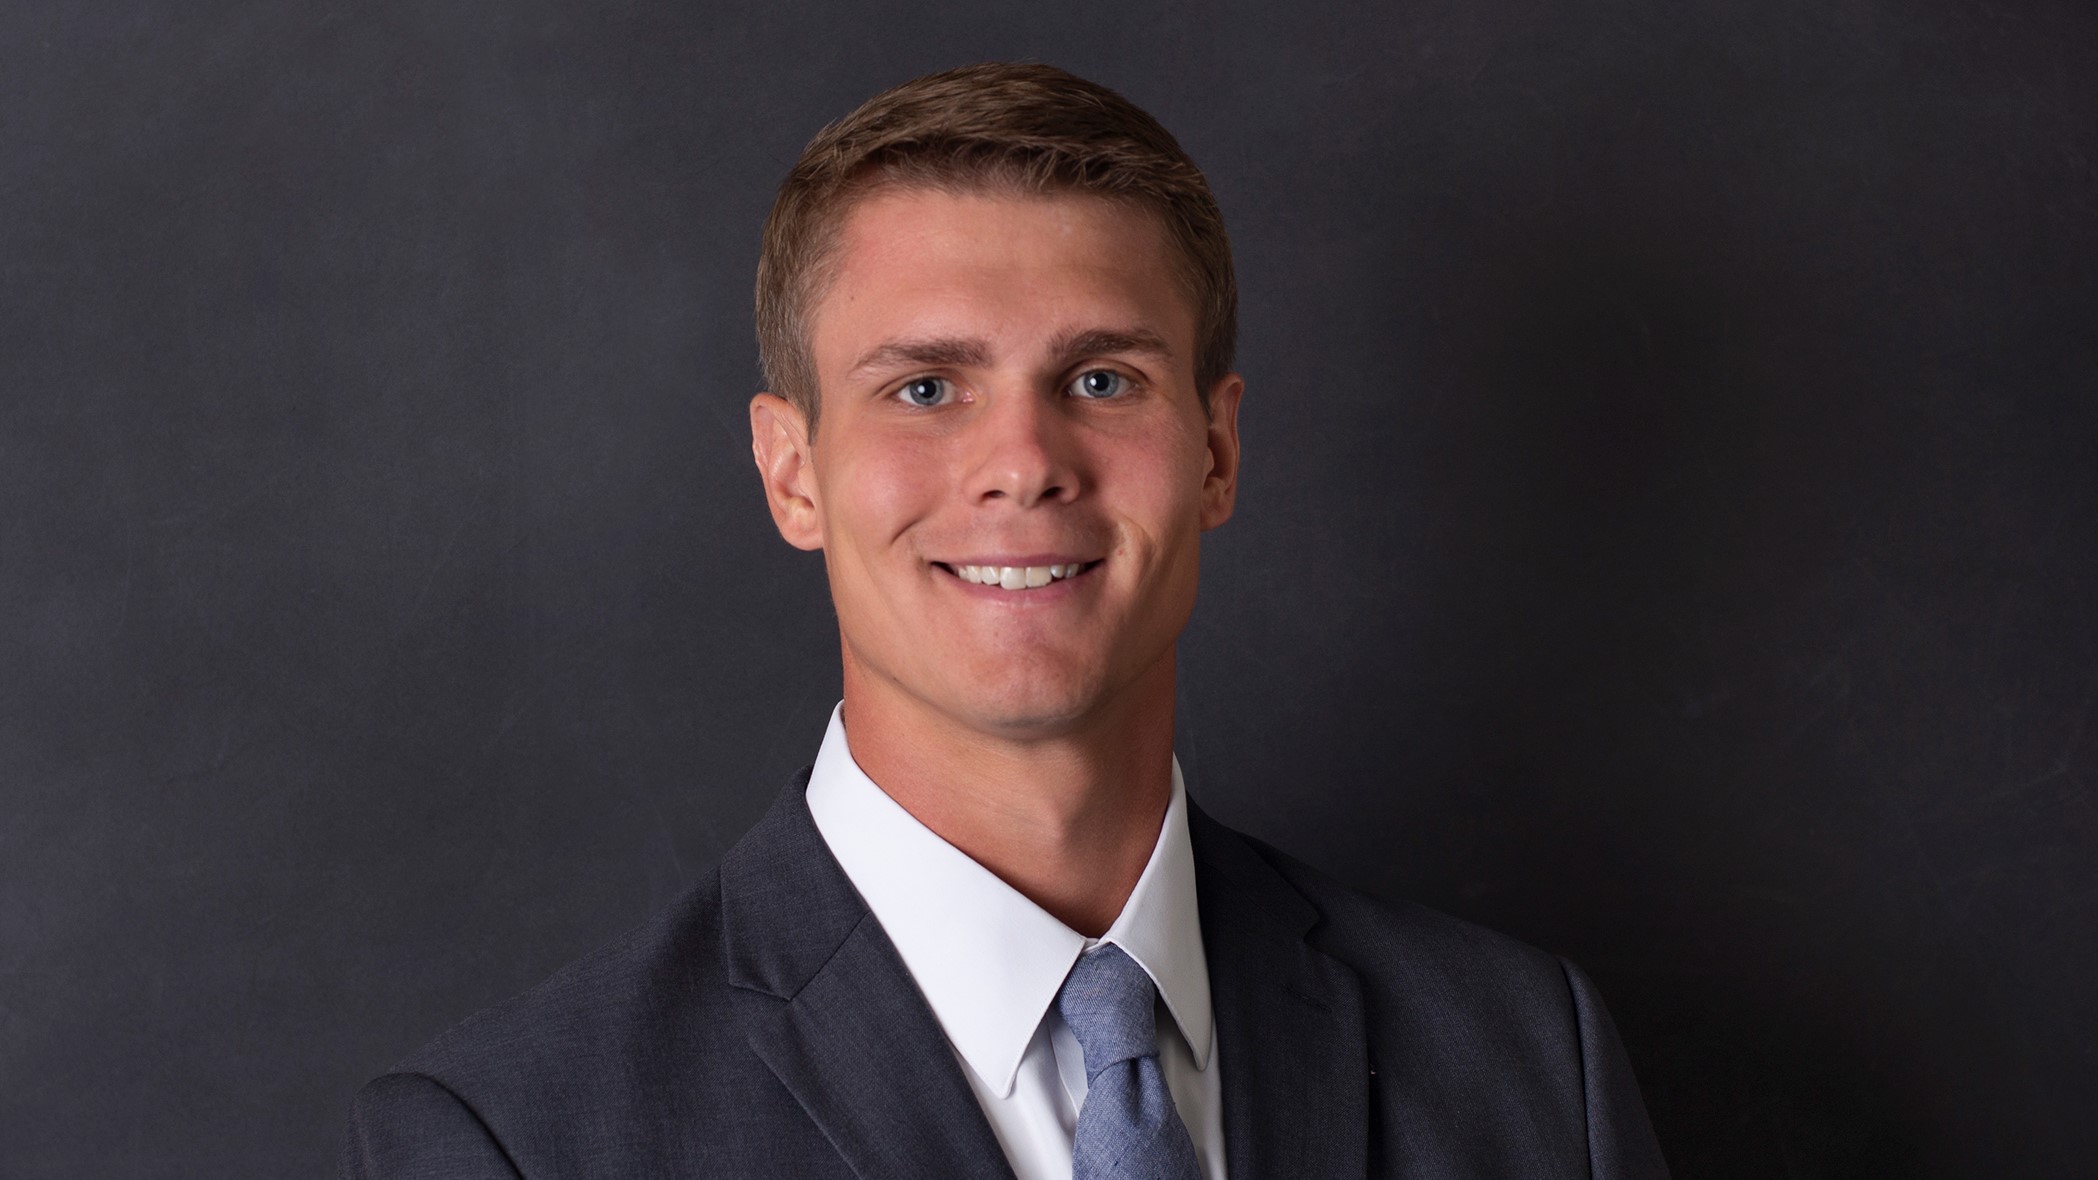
[341,63,1669,1179]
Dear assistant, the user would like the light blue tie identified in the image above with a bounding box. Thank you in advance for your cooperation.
[1057,944,1203,1179]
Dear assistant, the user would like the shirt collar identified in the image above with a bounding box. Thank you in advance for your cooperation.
[803,702,1214,1097]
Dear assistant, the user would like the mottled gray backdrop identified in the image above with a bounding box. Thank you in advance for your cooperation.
[5,0,2094,1175]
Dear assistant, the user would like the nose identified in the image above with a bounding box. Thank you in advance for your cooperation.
[963,387,1083,508]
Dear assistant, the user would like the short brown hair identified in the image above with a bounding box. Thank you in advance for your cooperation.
[755,62,1237,431]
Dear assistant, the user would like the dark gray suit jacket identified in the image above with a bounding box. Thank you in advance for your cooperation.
[341,772,1670,1178]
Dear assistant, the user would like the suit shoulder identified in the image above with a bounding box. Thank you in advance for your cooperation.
[1220,836,1668,1174]
[1233,830,1573,1000]
[396,869,733,1086]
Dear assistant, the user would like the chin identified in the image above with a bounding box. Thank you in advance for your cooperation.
[936,668,1103,736]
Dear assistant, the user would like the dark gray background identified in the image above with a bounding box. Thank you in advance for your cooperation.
[5,0,2094,1175]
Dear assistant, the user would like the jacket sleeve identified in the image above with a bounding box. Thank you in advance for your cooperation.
[1560,958,1673,1179]
[339,1071,525,1180]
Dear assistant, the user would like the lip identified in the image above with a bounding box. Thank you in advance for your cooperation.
[935,553,1100,568]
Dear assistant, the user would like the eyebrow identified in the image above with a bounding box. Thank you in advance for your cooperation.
[846,337,991,376]
[845,325,1177,378]
[1048,326,1175,365]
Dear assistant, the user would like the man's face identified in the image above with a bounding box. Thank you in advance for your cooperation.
[752,187,1241,739]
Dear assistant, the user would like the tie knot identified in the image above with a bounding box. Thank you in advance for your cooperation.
[1056,944,1161,1078]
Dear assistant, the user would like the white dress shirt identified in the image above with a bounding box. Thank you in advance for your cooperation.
[804,703,1228,1180]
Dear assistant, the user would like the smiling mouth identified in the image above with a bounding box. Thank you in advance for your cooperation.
[935,560,1103,590]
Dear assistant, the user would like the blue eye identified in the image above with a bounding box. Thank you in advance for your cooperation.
[896,377,953,407]
[1070,369,1128,399]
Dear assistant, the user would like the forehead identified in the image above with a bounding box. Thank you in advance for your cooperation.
[807,186,1196,367]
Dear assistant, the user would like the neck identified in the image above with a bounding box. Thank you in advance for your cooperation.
[839,650,1178,938]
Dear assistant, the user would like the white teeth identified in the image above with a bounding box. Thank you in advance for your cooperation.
[952,562,1088,590]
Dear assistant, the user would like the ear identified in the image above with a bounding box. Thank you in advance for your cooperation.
[749,393,824,551]
[1198,373,1244,531]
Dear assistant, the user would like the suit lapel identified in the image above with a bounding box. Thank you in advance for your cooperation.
[1191,802,1370,1180]
[720,774,1016,1180]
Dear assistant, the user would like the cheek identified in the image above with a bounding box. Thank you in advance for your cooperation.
[1108,424,1212,547]
[820,435,945,555]
[1124,419,1208,516]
